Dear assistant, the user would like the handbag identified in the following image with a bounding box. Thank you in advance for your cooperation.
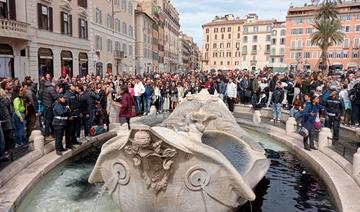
[314,113,321,129]
[298,127,309,137]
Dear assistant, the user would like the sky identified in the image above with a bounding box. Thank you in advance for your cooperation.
[172,0,310,46]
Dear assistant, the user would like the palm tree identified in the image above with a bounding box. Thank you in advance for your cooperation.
[311,0,344,75]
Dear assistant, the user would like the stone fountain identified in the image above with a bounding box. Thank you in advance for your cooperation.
[89,90,270,212]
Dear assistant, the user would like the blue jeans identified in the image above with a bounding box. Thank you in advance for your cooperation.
[272,103,282,120]
[0,124,5,156]
[143,98,151,113]
[14,114,25,146]
[135,96,142,114]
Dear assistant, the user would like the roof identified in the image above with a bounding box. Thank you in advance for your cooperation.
[202,19,246,28]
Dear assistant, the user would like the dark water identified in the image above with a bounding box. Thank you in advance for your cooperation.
[238,129,336,212]
[18,130,336,212]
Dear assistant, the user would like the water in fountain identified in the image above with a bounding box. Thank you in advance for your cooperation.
[18,129,336,212]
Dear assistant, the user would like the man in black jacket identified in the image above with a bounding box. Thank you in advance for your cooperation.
[52,95,71,156]
[350,82,360,127]
[83,83,100,137]
[42,80,58,140]
[23,77,38,140]
[325,86,344,141]
[64,83,82,146]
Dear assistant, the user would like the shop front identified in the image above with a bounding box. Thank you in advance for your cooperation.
[38,48,53,78]
[61,50,73,78]
[79,52,88,77]
[0,44,14,78]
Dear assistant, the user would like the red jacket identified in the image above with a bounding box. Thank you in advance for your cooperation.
[119,93,133,118]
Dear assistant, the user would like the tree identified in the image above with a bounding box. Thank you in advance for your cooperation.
[311,0,344,75]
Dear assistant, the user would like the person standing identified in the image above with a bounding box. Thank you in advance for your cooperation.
[325,86,344,142]
[13,86,26,147]
[270,82,284,122]
[119,86,133,129]
[42,80,58,140]
[226,78,237,113]
[52,95,71,156]
[23,78,38,141]
[302,95,320,151]
[349,81,360,128]
[64,83,82,146]
[339,84,352,125]
[134,77,145,115]
[84,82,100,132]
[0,80,15,161]
[143,79,154,115]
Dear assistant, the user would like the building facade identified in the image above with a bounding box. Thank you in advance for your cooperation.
[90,0,135,77]
[135,9,154,75]
[202,13,281,71]
[0,0,91,80]
[179,32,201,71]
[285,1,360,71]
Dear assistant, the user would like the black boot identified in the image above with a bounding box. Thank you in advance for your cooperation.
[303,140,311,151]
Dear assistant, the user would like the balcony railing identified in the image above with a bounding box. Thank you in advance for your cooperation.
[0,19,29,40]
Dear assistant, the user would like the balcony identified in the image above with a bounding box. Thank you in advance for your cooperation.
[0,19,30,40]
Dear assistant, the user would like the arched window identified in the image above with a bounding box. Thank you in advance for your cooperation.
[61,50,73,78]
[38,48,53,78]
[79,52,88,77]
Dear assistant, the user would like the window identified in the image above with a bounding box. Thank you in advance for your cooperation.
[266,44,271,52]
[243,26,248,33]
[266,35,271,42]
[214,34,217,40]
[343,39,349,48]
[304,52,311,58]
[342,26,351,32]
[221,27,225,32]
[253,26,258,33]
[129,45,133,56]
[272,38,276,45]
[128,2,133,15]
[279,48,284,55]
[356,25,360,32]
[221,34,224,39]
[78,0,87,8]
[226,43,231,48]
[228,34,231,39]
[291,40,295,49]
[79,18,88,39]
[271,48,276,55]
[107,39,112,52]
[253,35,258,42]
[220,43,224,48]
[128,25,133,38]
[107,14,113,28]
[267,25,272,32]
[206,28,209,33]
[354,38,360,48]
[227,27,231,32]
[213,43,217,48]
[280,38,285,45]
[272,30,277,36]
[306,39,311,47]
[122,22,127,34]
[37,3,53,31]
[242,45,247,53]
[291,52,295,59]
[96,8,102,24]
[122,43,127,55]
[237,33,241,39]
[297,40,302,49]
[252,45,257,52]
[280,29,286,36]
[115,18,121,32]
[353,51,359,58]
[243,55,246,61]
[121,0,126,10]
[340,15,351,21]
[95,35,102,50]
[60,12,72,36]
[243,36,248,43]
[214,28,218,33]
[306,28,313,34]
[238,26,241,31]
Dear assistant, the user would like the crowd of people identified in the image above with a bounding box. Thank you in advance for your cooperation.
[0,67,359,160]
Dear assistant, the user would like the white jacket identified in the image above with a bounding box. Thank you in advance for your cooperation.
[134,82,145,97]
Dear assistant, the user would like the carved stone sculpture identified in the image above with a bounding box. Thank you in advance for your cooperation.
[89,90,270,212]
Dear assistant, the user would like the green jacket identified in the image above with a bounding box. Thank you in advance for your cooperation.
[13,97,25,119]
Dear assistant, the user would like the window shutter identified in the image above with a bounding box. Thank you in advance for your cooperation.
[69,14,73,36]
[85,20,88,39]
[78,18,81,38]
[60,12,64,34]
[37,3,42,29]
[9,0,16,20]
[49,7,53,31]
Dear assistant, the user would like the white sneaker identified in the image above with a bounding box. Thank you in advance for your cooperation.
[270,119,275,122]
